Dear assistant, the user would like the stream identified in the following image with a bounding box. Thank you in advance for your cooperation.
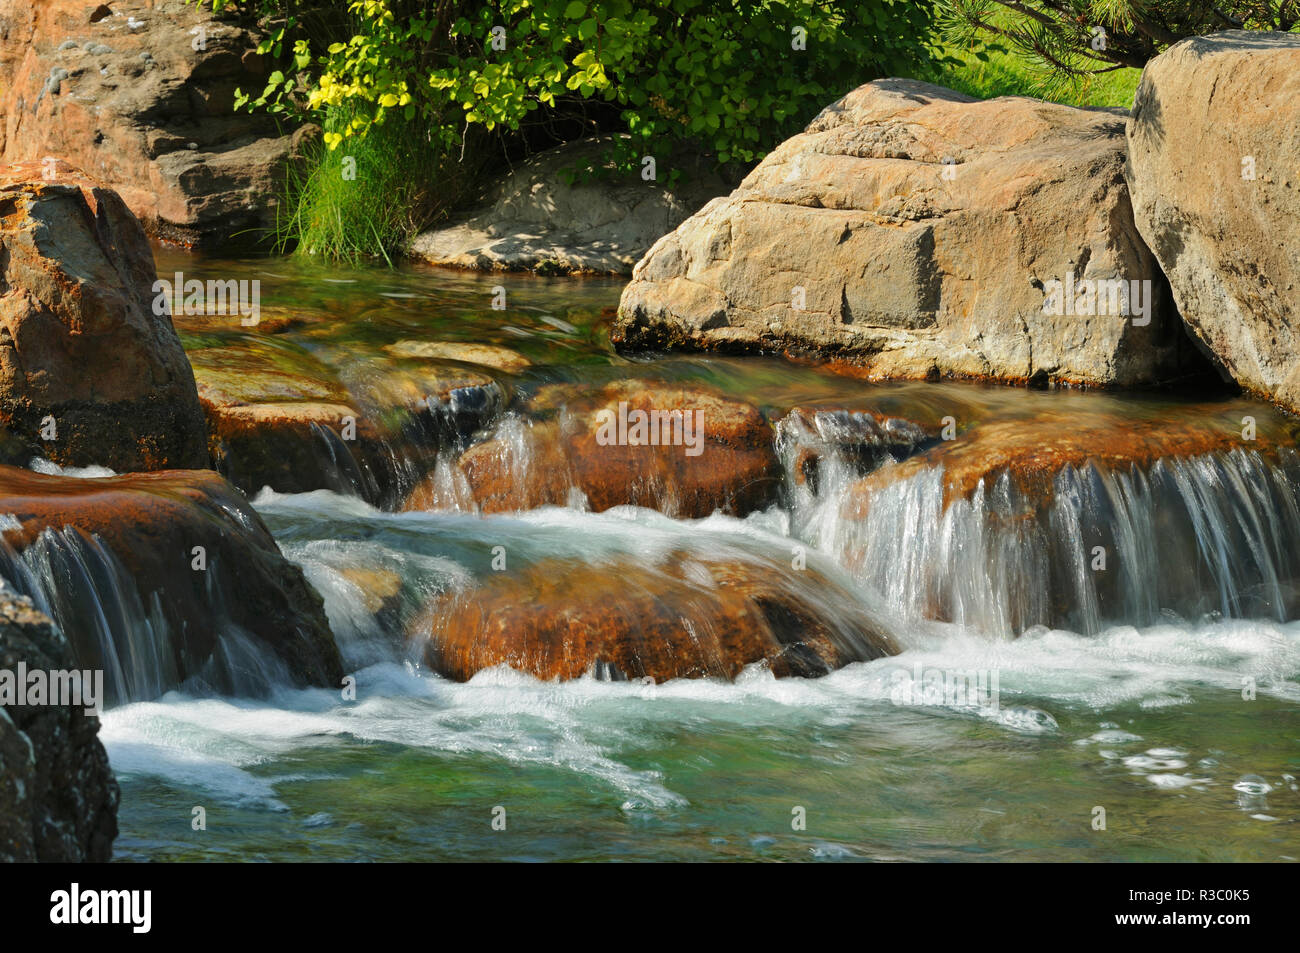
[39,248,1300,861]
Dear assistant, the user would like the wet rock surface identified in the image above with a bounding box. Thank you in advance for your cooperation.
[0,465,344,701]
[403,379,781,517]
[845,408,1287,514]
[775,405,939,494]
[0,589,118,862]
[421,551,898,683]
[186,328,512,502]
[831,406,1300,635]
[0,159,208,471]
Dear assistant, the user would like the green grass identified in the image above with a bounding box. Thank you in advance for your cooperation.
[920,43,1141,109]
[276,111,476,266]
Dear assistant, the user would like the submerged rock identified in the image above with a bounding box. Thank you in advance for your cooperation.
[616,79,1205,388]
[205,400,383,498]
[421,551,898,682]
[0,160,209,471]
[775,405,939,494]
[0,0,314,248]
[0,465,344,702]
[341,360,507,448]
[192,337,508,502]
[403,380,781,517]
[0,590,118,862]
[1127,32,1300,412]
[409,135,728,275]
[189,342,382,497]
[383,340,531,373]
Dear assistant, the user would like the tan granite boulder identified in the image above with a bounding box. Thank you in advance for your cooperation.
[1127,32,1300,411]
[616,79,1201,388]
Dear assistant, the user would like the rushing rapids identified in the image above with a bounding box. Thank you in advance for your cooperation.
[0,465,343,706]
[7,250,1300,697]
[3,251,1297,861]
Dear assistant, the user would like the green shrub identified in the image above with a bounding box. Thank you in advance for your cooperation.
[192,0,934,168]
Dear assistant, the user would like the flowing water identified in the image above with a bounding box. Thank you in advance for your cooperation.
[20,248,1300,861]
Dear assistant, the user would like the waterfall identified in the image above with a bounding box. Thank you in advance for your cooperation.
[0,526,295,707]
[796,445,1300,637]
[0,527,177,704]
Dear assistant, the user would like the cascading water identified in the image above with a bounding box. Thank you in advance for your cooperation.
[787,435,1300,637]
[42,250,1300,860]
[0,523,299,706]
[0,526,177,704]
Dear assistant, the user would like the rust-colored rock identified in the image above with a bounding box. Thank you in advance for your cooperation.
[845,409,1278,516]
[0,0,314,248]
[0,464,344,697]
[403,380,781,517]
[0,159,208,471]
[421,552,898,682]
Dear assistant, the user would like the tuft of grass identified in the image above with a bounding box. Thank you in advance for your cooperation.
[276,110,477,266]
[920,43,1141,109]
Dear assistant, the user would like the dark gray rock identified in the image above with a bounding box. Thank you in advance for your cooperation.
[0,589,118,862]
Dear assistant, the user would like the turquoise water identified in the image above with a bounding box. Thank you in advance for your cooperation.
[91,251,1300,861]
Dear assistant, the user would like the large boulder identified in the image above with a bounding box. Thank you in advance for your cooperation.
[1126,32,1300,412]
[421,551,898,682]
[615,79,1203,388]
[0,465,345,702]
[0,160,209,470]
[410,135,729,275]
[0,0,313,248]
[0,590,118,862]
